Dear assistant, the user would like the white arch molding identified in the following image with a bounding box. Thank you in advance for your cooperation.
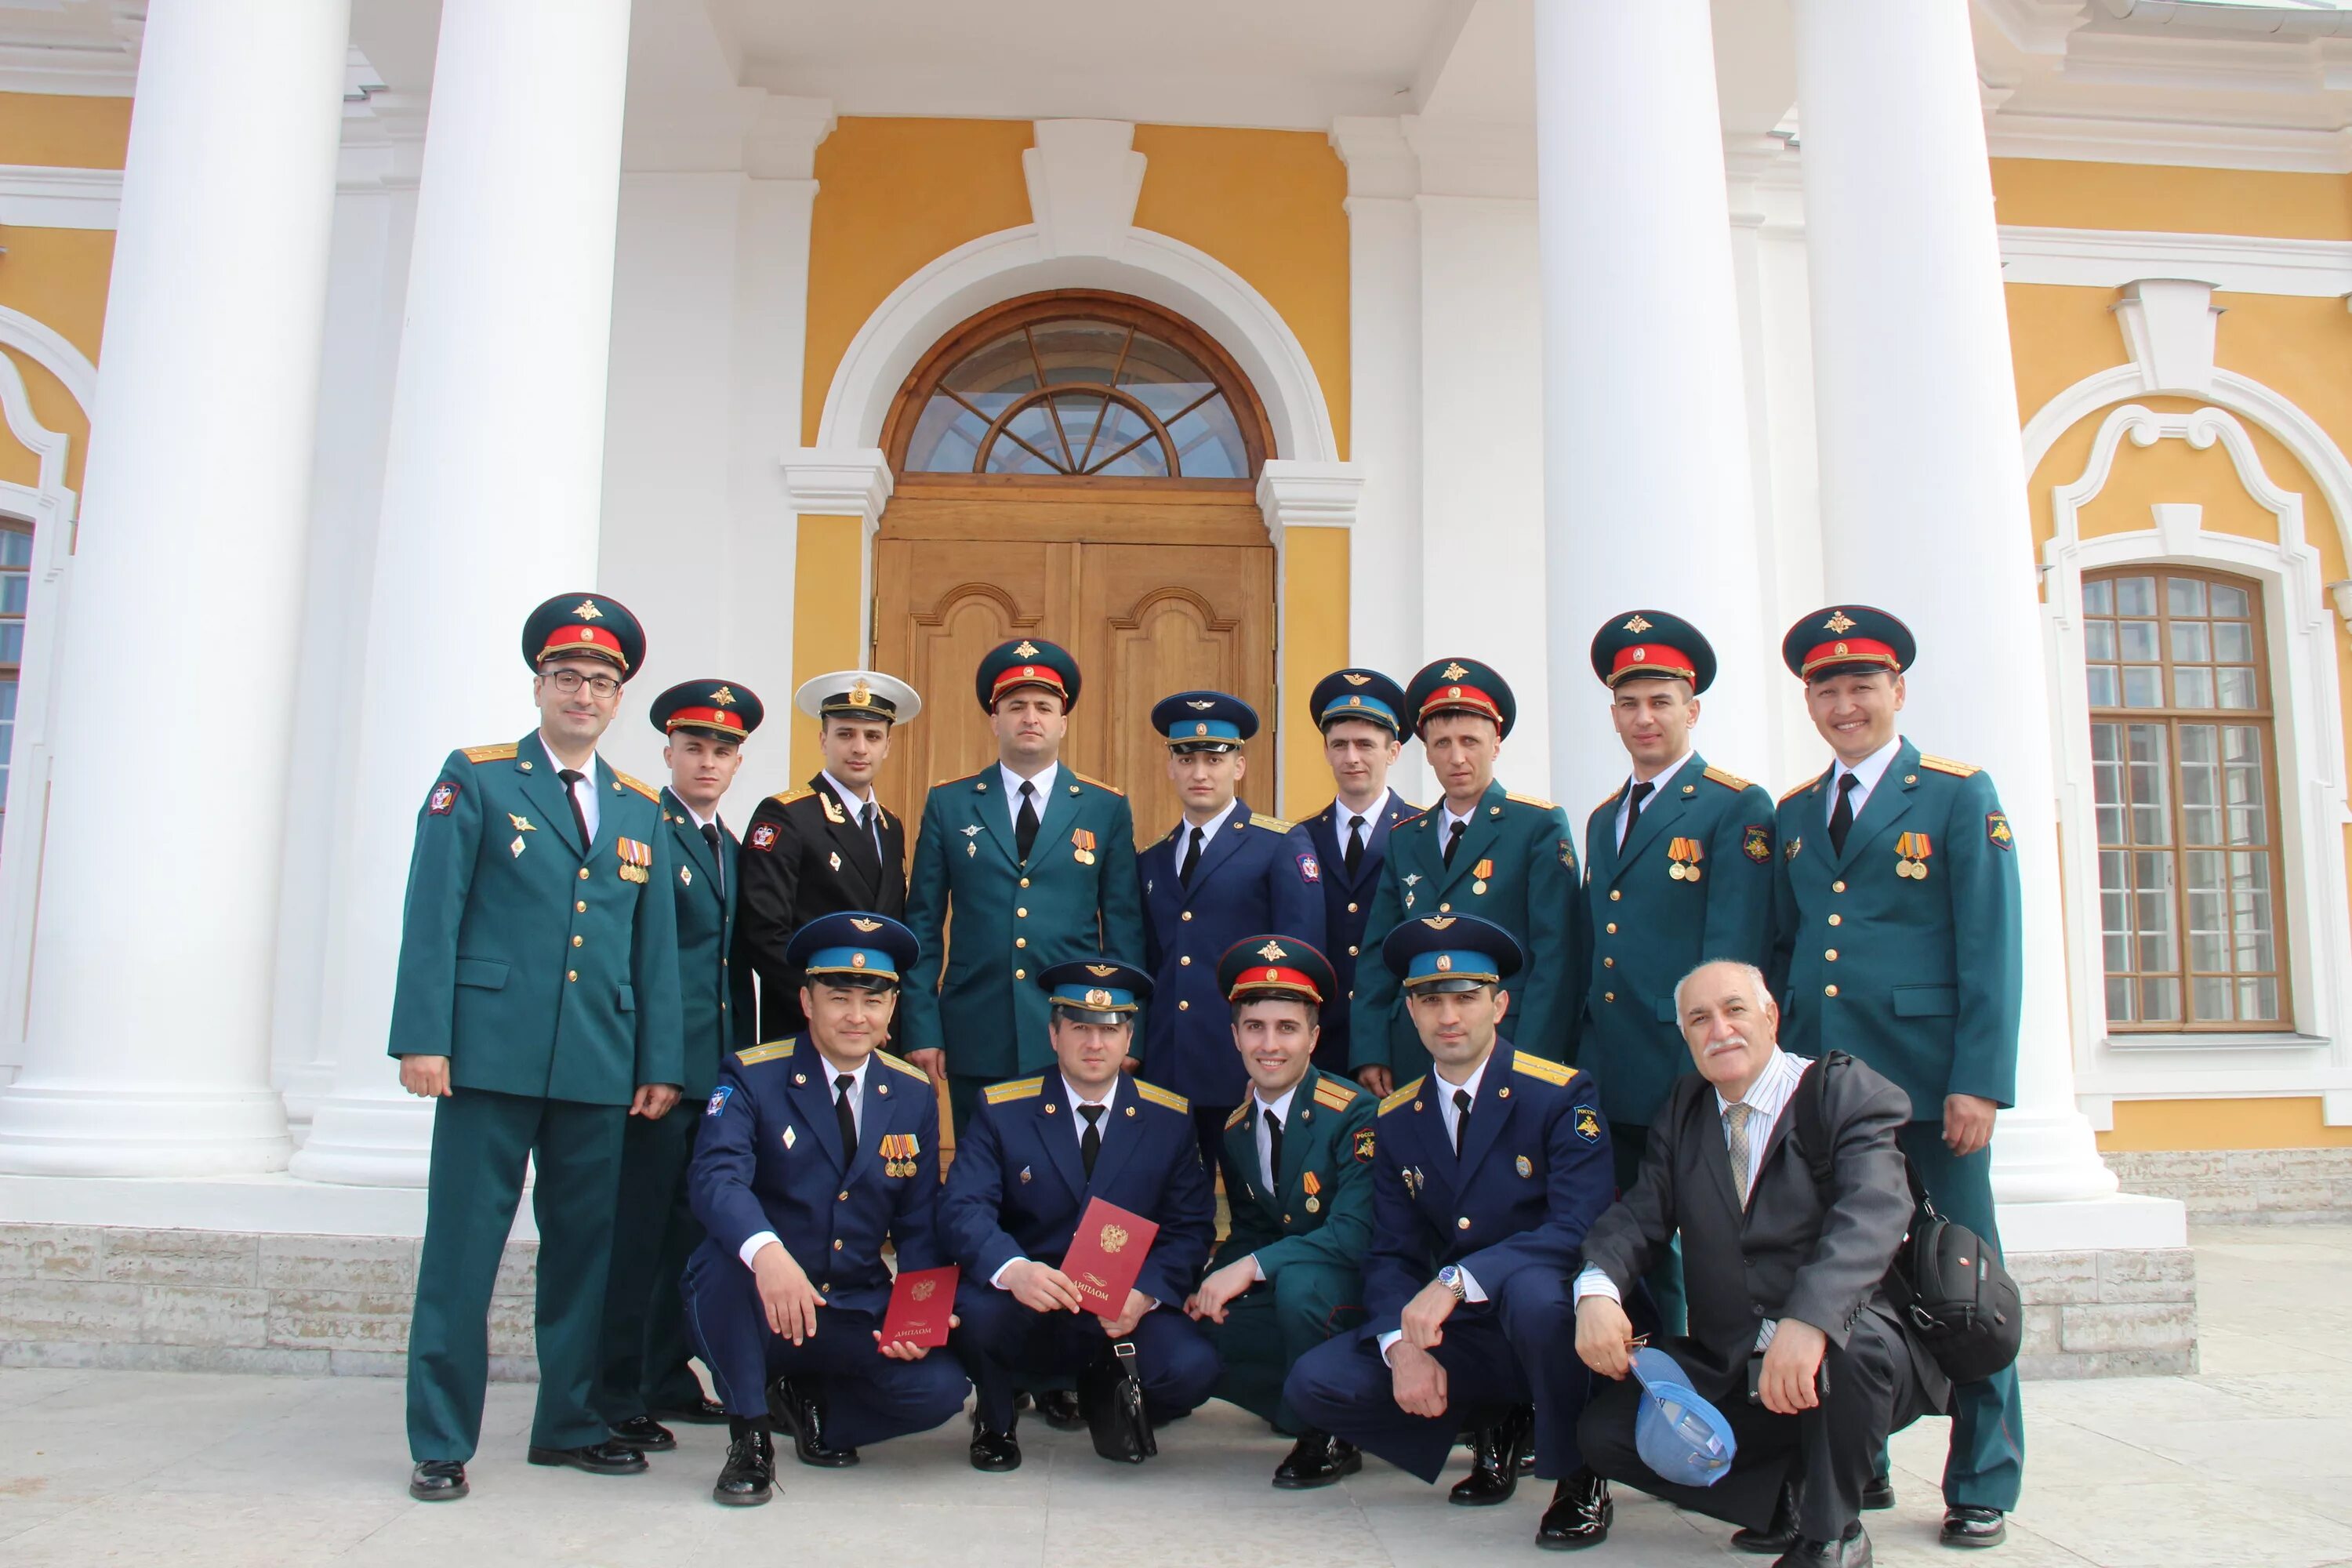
[2039,402,2352,1111]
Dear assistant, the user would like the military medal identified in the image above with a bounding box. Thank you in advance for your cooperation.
[1472,858,1492,895]
[1668,837,1703,881]
[616,837,652,883]
[1073,827,1097,866]
[1516,1154,1533,1178]
[1895,832,1933,880]
[1302,1170,1322,1213]
[1018,1166,1033,1184]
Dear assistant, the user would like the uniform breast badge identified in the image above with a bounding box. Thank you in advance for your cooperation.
[1667,837,1704,881]
[829,851,842,873]
[1895,832,1933,880]
[1471,858,1493,895]
[1785,836,1802,862]
[782,1125,797,1150]
[616,837,652,883]
[1402,871,1421,910]
[1073,828,1097,866]
[680,866,691,885]
[1018,1165,1033,1184]
[1515,1154,1534,1179]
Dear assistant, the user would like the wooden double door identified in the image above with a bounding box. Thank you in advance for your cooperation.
[870,494,1276,848]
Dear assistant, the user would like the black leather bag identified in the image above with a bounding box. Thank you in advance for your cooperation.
[1792,1053,2023,1385]
[1078,1340,1156,1464]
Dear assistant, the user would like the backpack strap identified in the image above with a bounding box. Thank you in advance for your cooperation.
[1791,1051,1844,1195]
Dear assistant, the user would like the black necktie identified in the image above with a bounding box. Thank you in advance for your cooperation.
[1443,818,1465,867]
[701,822,725,898]
[1015,781,1039,862]
[1263,1105,1284,1188]
[860,802,880,864]
[1621,780,1656,848]
[1078,1102,1104,1178]
[1179,825,1204,885]
[1828,772,1860,855]
[833,1073,857,1156]
[1451,1087,1472,1158]
[1345,815,1366,877]
[557,768,592,849]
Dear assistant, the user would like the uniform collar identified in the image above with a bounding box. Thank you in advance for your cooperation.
[1831,735,1902,796]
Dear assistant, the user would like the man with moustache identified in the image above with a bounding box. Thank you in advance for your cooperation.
[736,670,919,1038]
[900,640,1145,1131]
[1301,668,1417,1078]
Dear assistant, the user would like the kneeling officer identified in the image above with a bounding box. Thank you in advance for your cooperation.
[681,913,969,1506]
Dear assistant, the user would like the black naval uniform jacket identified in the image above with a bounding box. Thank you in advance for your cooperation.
[735,774,908,1038]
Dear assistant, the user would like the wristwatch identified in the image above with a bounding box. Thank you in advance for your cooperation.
[1437,1265,1467,1301]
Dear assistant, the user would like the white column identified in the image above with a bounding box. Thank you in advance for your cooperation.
[0,0,352,1175]
[1534,1,1773,814]
[1790,0,2130,1224]
[293,0,635,1185]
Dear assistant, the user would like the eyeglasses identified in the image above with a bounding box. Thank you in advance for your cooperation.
[542,669,622,699]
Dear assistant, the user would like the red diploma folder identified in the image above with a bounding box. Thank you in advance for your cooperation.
[880,1265,958,1348]
[1058,1198,1160,1319]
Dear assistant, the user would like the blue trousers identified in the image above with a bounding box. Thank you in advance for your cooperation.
[1283,1267,1590,1483]
[951,1278,1220,1432]
[1894,1123,2024,1511]
[678,1244,968,1449]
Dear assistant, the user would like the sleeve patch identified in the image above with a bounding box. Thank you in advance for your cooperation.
[427,781,458,815]
[1558,839,1576,869]
[1297,852,1321,884]
[1987,811,2014,851]
[1353,1126,1377,1163]
[1573,1105,1602,1143]
[1742,824,1773,863]
[703,1085,734,1117]
[749,822,778,851]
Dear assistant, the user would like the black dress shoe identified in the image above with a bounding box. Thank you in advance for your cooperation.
[652,1396,729,1425]
[408,1460,468,1501]
[1860,1474,1895,1511]
[1447,1406,1534,1505]
[1536,1469,1613,1551]
[970,1412,1022,1472]
[525,1440,648,1475]
[1940,1507,2006,1549]
[1773,1526,1872,1567]
[1732,1482,1798,1555]
[607,1415,677,1452]
[712,1428,775,1506]
[1036,1388,1084,1430]
[769,1376,859,1467]
[1270,1432,1361,1490]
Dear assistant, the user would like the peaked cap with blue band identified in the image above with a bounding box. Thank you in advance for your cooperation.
[784,911,920,987]
[1307,667,1408,739]
[1151,690,1258,753]
[1379,913,1526,993]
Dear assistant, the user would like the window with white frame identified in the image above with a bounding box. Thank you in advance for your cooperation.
[2082,567,2289,1031]
[0,523,27,838]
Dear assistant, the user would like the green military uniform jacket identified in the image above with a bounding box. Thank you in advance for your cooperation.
[1771,737,2022,1120]
[1576,753,1778,1128]
[1210,1065,1378,1279]
[659,787,755,1098]
[898,766,1145,1080]
[1349,781,1582,1081]
[388,731,684,1104]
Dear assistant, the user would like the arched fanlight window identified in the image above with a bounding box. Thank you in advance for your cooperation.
[888,292,1270,482]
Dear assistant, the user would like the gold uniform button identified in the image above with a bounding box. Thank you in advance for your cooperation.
[1602,956,1614,968]
[1178,1000,1189,1011]
[566,970,578,982]
[1348,946,1359,957]
[1603,991,1616,1003]
[1016,907,1028,918]
[1825,949,1838,962]
[837,1191,848,1202]
[1179,956,1192,966]
[1456,1218,1471,1231]
[1181,910,1193,922]
[1606,923,1617,935]
[1828,913,1842,927]
[1014,967,1025,980]
[1438,902,1450,913]
[1019,877,1031,889]
[572,935,583,948]
[832,1240,843,1251]
[1831,880,1846,894]
[1610,889,1622,902]
[1348,902,1359,914]
[1824,984,1839,998]
[578,868,590,881]
[819,1282,830,1293]
[1015,937,1027,949]
[575,901,586,913]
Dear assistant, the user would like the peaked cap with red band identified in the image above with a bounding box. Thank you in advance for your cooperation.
[1217,935,1338,1007]
[1780,604,1916,681]
[974,637,1083,712]
[648,678,764,742]
[1589,608,1719,694]
[1404,656,1518,740]
[522,592,646,681]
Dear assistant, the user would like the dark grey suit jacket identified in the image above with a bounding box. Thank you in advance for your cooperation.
[1581,1052,1948,1410]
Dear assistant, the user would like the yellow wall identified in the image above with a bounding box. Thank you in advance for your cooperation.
[1277,526,1349,819]
[0,91,130,169]
[1992,158,2352,240]
[2100,1098,2352,1152]
[787,515,867,781]
[0,91,119,503]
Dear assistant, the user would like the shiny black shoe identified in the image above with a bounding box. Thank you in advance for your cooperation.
[1773,1525,1872,1567]
[607,1415,677,1453]
[713,1428,775,1506]
[1447,1406,1534,1505]
[652,1396,730,1425]
[1733,1482,1798,1555]
[1270,1432,1361,1490]
[1536,1469,1613,1551]
[769,1376,859,1467]
[1860,1474,1896,1511]
[970,1411,1022,1472]
[525,1440,648,1475]
[1036,1388,1085,1430]
[408,1460,468,1501]
[1940,1507,2005,1549]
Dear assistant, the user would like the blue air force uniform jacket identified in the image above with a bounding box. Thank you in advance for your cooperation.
[659,787,755,1098]
[688,1039,946,1317]
[1770,738,2023,1120]
[899,768,1145,1081]
[387,730,683,1103]
[1305,789,1416,1075]
[1574,754,1777,1129]
[1138,800,1327,1108]
[1363,1047,1614,1337]
[940,1073,1215,1309]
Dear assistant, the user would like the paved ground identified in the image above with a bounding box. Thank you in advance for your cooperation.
[4,1224,2349,1566]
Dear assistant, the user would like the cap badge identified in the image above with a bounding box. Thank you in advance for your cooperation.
[1834,641,1849,656]
[1623,614,1653,633]
[1343,672,1370,686]
[1256,940,1287,961]
[1086,964,1118,978]
[850,917,882,932]
[1423,916,1456,930]
[1441,662,1468,681]
[1347,696,1363,707]
[573,600,603,620]
[710,686,735,706]
[1435,953,1454,972]
[849,678,872,706]
[1014,640,1040,658]
[1085,988,1113,1007]
[1194,722,1209,736]
[1824,610,1858,633]
[1447,685,1463,699]
[1632,648,1648,662]
[576,629,597,644]
[1186,699,1215,710]
[850,953,867,968]
[1264,967,1282,983]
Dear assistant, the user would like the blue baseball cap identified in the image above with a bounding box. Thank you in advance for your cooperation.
[1631,1346,1736,1487]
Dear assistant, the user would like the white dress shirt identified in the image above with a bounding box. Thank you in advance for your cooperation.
[555,752,602,844]
[1614,751,1696,849]
[1572,1047,1815,1347]
[675,797,717,833]
[739,1054,873,1269]
[998,760,1061,836]
[1378,1052,1494,1362]
[822,768,884,857]
[1171,803,1232,863]
[1827,736,1903,826]
[990,1076,1144,1303]
[1243,1080,1303,1282]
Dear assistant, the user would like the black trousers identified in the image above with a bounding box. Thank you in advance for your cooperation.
[1577,1302,1936,1541]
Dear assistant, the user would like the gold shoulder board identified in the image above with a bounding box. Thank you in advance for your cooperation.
[1248,812,1293,833]
[1512,1050,1574,1087]
[1134,1080,1190,1114]
[1779,774,1823,805]
[1918,753,1981,778]
[1073,770,1126,797]
[1592,786,1623,815]
[1224,1104,1250,1131]
[1396,808,1429,829]
[770,786,815,807]
[735,1038,797,1065]
[614,770,660,802]
[1703,765,1752,793]
[984,1076,1044,1105]
[1378,1078,1425,1116]
[876,1051,931,1082]
[1312,1077,1359,1111]
[461,742,519,764]
[1504,792,1557,811]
